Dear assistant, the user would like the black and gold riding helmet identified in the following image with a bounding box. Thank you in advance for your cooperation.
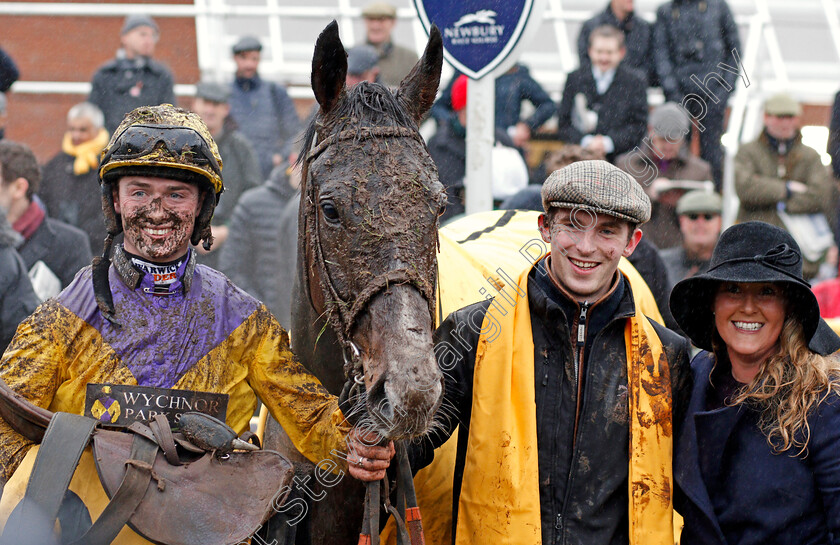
[99,104,225,250]
[93,104,225,325]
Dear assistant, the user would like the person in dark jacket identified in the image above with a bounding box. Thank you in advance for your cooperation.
[88,15,176,134]
[0,47,19,94]
[191,81,262,269]
[0,207,37,353]
[653,0,742,188]
[430,63,555,149]
[557,25,647,162]
[670,221,840,545]
[397,161,691,544]
[218,164,298,327]
[228,36,302,179]
[577,0,656,86]
[0,141,91,291]
[828,89,840,180]
[40,102,109,255]
[428,75,519,223]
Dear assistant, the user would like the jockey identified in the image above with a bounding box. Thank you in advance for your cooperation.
[0,104,388,543]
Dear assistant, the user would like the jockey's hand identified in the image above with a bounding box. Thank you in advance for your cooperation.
[346,427,395,482]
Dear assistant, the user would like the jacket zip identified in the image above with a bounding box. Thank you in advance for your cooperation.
[572,301,589,445]
[556,301,590,544]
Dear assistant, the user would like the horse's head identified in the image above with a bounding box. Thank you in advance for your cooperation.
[298,22,446,440]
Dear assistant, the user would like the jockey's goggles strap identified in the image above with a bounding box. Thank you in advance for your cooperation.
[104,124,222,176]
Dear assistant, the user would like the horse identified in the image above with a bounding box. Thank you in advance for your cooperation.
[261,21,447,545]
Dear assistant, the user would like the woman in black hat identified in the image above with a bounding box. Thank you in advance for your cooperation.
[670,221,840,545]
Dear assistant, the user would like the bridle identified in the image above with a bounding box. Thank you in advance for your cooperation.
[302,124,437,387]
[301,123,434,545]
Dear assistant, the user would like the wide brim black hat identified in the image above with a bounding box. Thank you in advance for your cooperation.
[670,221,824,352]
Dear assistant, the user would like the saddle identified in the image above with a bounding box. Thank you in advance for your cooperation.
[0,379,294,545]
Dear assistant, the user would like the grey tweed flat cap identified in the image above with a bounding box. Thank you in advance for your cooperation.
[232,36,262,54]
[541,160,651,224]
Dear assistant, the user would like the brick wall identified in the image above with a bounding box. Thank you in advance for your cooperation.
[3,0,198,163]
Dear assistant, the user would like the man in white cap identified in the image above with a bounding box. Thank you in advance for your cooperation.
[735,92,833,278]
[660,189,723,288]
[89,15,175,134]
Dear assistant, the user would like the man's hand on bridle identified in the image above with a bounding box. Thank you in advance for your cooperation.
[346,427,395,482]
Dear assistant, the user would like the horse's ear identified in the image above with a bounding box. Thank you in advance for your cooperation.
[311,20,347,114]
[396,25,443,123]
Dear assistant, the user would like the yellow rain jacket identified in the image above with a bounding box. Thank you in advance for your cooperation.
[0,249,349,544]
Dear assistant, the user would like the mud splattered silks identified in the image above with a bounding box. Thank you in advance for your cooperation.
[0,245,349,542]
[456,263,673,545]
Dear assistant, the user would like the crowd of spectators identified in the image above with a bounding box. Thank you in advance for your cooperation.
[3,0,840,339]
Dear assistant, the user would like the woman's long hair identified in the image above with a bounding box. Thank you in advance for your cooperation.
[719,314,840,456]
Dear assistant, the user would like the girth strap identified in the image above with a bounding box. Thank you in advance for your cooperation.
[67,433,157,545]
[0,412,96,545]
[0,412,159,545]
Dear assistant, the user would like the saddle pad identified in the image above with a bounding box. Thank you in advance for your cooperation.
[92,429,293,545]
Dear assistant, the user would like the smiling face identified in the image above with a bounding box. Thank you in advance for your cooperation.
[588,35,625,74]
[538,208,642,303]
[714,282,786,371]
[113,176,203,263]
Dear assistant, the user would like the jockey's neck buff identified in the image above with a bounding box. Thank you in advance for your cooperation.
[125,248,187,291]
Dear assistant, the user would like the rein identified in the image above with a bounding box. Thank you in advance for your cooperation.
[303,124,429,545]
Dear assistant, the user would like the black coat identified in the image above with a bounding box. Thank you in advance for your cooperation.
[0,213,38,352]
[577,4,656,86]
[89,56,176,134]
[676,351,840,544]
[217,175,297,328]
[652,0,741,102]
[556,65,648,161]
[417,259,690,545]
[18,214,92,289]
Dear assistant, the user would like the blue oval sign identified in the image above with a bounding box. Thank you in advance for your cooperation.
[414,0,534,79]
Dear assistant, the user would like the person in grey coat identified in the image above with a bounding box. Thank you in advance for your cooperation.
[0,207,38,353]
[191,82,262,269]
[652,0,742,188]
[228,37,302,179]
[218,164,299,327]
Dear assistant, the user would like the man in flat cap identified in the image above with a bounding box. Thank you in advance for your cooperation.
[361,2,418,87]
[191,81,261,268]
[660,189,723,288]
[735,92,833,278]
[396,160,690,544]
[228,36,302,179]
[89,15,175,134]
[616,102,713,249]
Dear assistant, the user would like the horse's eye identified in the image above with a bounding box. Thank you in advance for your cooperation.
[321,201,340,224]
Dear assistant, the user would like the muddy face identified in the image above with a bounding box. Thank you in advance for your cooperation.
[113,176,202,263]
[307,131,446,440]
[350,284,443,439]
